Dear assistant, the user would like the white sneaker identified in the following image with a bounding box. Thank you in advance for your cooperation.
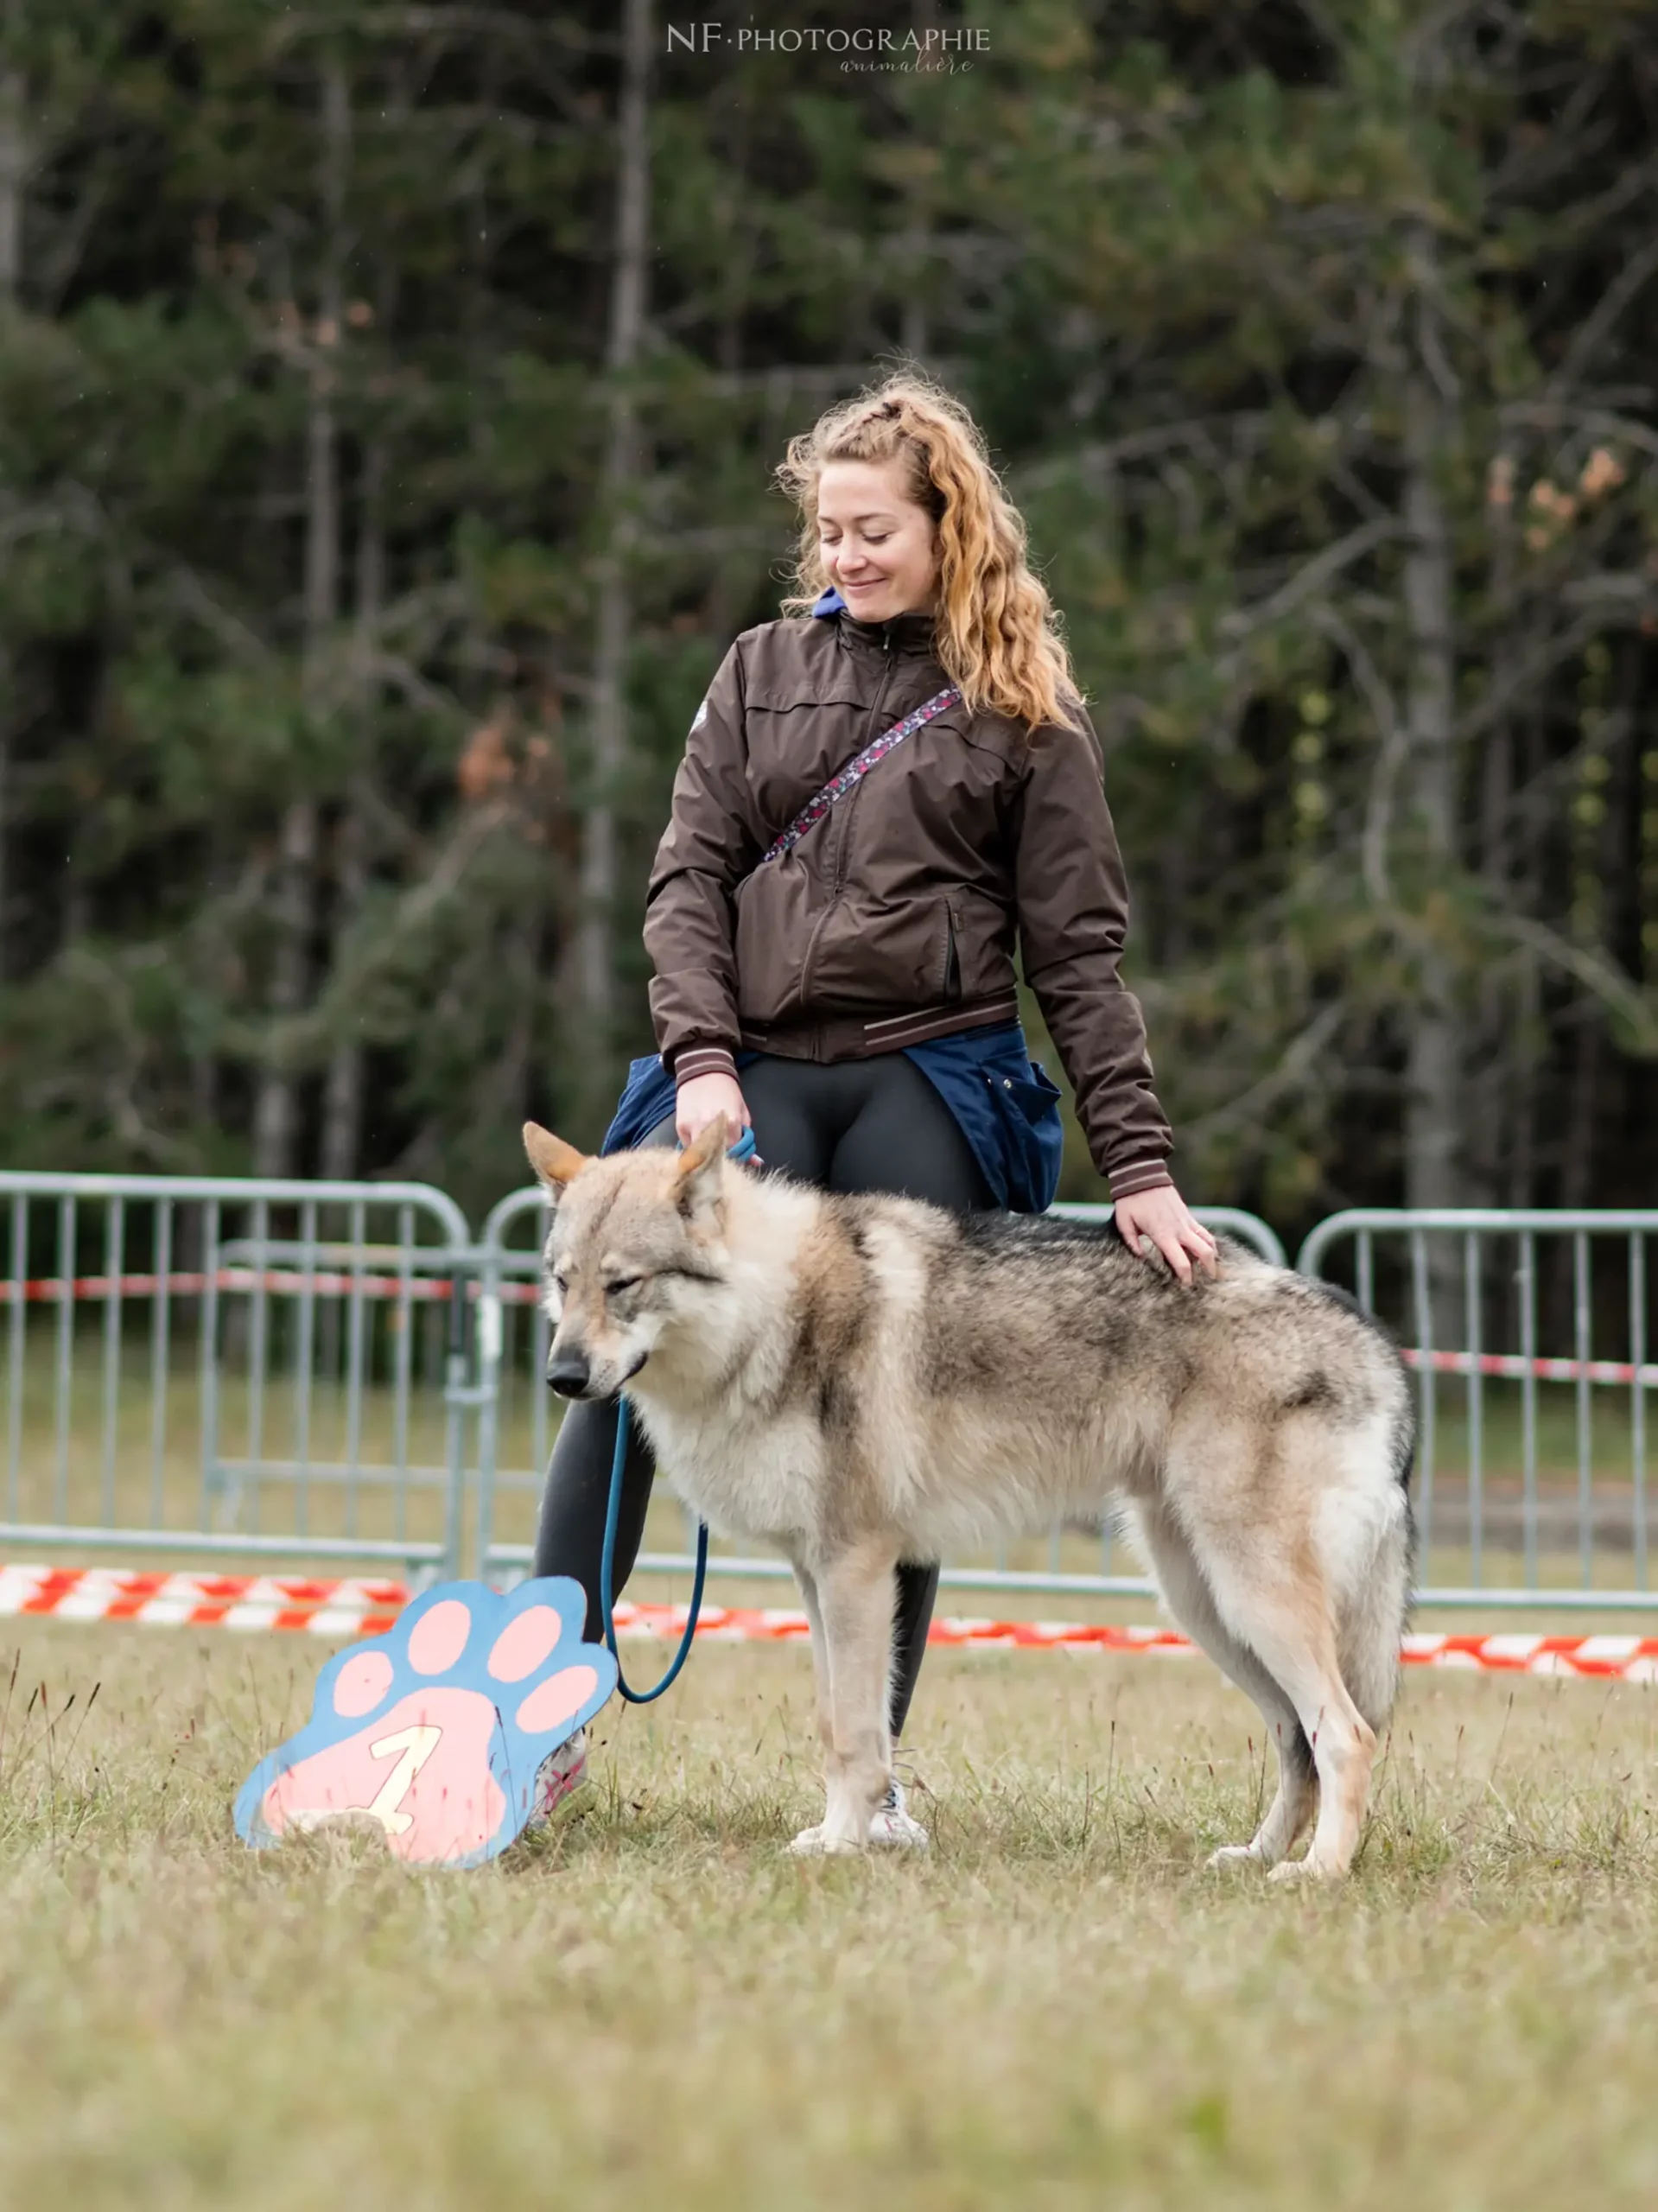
[868,1776,929,1849]
[524,1727,589,1830]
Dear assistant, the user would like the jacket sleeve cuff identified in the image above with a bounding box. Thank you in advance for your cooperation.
[1107,1160,1174,1201]
[672,1046,740,1087]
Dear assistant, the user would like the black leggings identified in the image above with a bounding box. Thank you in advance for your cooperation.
[530,1050,995,1739]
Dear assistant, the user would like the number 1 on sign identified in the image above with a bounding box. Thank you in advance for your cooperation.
[363,1725,442,1835]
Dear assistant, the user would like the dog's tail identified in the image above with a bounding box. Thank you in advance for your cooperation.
[1335,1399,1417,1732]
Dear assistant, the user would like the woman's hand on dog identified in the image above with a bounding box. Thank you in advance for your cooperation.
[677,1071,753,1148]
[1113,1185,1219,1287]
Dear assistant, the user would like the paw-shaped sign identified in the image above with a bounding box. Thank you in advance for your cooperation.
[234,1579,617,1869]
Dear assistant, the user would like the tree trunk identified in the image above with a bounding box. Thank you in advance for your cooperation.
[1560,1012,1601,1211]
[1465,719,1509,1206]
[575,0,651,1082]
[253,52,348,1179]
[1560,648,1636,1213]
[320,434,383,1185]
[1401,364,1460,1214]
[190,1033,217,1152]
[1466,435,1518,1212]
[0,690,9,987]
[0,77,22,987]
[899,0,940,360]
[0,62,25,308]
[1506,704,1545,1213]
[318,805,365,1182]
[252,798,319,1178]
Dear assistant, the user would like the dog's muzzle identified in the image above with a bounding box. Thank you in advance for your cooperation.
[545,1351,594,1399]
[543,1350,648,1401]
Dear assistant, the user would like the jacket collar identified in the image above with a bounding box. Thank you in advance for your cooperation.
[811,584,939,660]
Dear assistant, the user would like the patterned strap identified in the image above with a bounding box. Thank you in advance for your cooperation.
[758,686,961,866]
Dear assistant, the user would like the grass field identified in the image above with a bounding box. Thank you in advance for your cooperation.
[3,1619,1657,2208]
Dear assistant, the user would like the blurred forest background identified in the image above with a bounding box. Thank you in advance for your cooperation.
[2,0,1656,1241]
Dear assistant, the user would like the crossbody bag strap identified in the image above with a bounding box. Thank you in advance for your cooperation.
[757,685,961,867]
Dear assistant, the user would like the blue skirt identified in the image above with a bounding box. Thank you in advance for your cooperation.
[600,1020,1063,1214]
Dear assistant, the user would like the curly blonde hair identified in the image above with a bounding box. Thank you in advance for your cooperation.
[774,367,1087,739]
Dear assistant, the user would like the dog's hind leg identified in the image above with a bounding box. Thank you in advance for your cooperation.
[788,1541,899,1857]
[1192,1529,1376,1883]
[791,1560,836,1763]
[1127,1503,1315,1870]
[785,1563,842,1859]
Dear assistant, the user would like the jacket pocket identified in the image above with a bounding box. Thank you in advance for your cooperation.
[731,856,817,1027]
[941,900,962,1003]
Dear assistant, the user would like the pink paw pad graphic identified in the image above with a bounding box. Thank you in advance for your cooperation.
[234,1579,617,1868]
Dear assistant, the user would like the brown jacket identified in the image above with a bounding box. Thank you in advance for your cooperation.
[643,603,1174,1198]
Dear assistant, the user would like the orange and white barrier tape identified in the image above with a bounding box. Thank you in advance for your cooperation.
[1400,1345,1658,1388]
[0,1564,409,1637]
[3,1565,1658,1679]
[632,1605,1658,1681]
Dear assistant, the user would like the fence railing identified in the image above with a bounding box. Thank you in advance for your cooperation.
[2,1173,1654,1616]
[1298,1211,1658,1612]
[0,1173,475,1580]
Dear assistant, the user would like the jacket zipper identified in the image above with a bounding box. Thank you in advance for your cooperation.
[798,622,897,1008]
[834,625,893,893]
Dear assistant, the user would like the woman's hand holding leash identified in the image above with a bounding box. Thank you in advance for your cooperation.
[1113,1185,1219,1287]
[677,1071,752,1147]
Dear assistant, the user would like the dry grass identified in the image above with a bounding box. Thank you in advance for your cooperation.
[1,1620,1657,2209]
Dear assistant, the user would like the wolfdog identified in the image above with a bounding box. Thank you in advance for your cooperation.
[523,1116,1415,1880]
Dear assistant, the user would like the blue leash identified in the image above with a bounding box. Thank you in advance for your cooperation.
[598,1124,757,1704]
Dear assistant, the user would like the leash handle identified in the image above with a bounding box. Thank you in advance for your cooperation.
[597,1122,751,1702]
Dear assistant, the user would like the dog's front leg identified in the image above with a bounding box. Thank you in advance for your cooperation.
[789,1541,898,1857]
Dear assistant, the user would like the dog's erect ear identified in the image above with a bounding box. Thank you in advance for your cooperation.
[675,1113,727,1223]
[523,1122,589,1195]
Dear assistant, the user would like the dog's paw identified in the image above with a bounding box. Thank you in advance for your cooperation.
[1265,1853,1340,1886]
[787,1824,864,1859]
[234,1580,617,1869]
[1205,1842,1265,1872]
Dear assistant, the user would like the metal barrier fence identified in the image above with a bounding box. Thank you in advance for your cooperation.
[1298,1211,1658,1613]
[0,1173,476,1580]
[3,1172,1654,1617]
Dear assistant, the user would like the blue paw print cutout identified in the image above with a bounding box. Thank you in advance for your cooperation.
[234,1578,618,1869]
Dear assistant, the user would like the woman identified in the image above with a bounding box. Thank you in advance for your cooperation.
[530,372,1217,1847]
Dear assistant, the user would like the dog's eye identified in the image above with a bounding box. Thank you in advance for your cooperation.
[604,1275,641,1297]
[551,1274,569,1299]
